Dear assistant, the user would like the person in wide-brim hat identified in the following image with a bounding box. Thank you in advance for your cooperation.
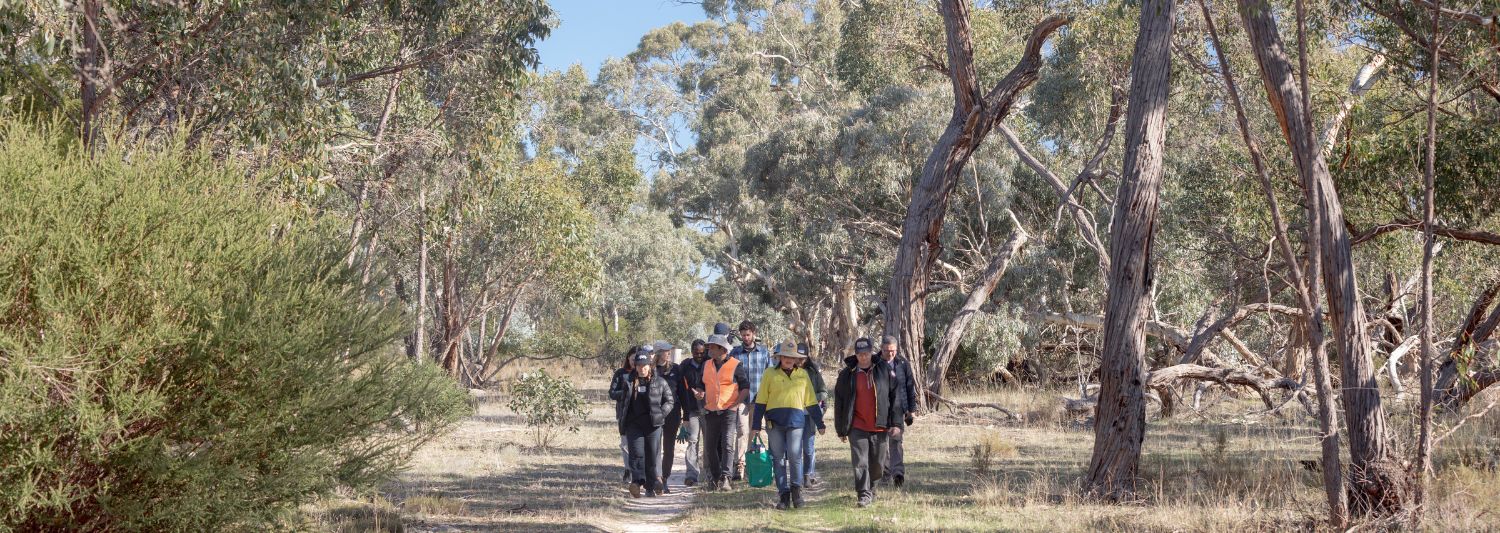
[752,341,823,509]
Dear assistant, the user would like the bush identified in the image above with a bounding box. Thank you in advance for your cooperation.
[0,119,471,531]
[506,370,587,450]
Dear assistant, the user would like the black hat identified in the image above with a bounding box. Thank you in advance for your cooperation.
[796,342,809,356]
[713,322,732,336]
[853,337,874,353]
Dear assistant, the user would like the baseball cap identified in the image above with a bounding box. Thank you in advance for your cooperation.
[853,337,874,353]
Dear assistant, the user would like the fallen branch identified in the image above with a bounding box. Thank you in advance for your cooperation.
[928,390,1021,421]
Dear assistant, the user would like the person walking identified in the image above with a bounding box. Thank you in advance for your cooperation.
[751,342,824,510]
[609,349,637,483]
[729,320,771,481]
[879,335,919,488]
[694,334,749,491]
[614,347,675,498]
[796,342,829,488]
[652,341,683,493]
[677,339,708,487]
[834,337,903,508]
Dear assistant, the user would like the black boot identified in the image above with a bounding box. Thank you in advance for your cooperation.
[775,490,791,510]
[791,484,804,508]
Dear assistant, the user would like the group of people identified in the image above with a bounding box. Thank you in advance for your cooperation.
[609,320,920,510]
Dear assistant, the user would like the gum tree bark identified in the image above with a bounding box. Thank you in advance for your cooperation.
[882,2,1069,412]
[1237,0,1402,514]
[1083,0,1174,502]
[1197,0,1347,524]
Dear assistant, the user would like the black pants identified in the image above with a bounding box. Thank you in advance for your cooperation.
[660,412,683,483]
[701,410,738,482]
[849,428,887,497]
[625,424,663,491]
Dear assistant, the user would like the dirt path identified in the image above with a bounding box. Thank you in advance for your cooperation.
[597,446,698,533]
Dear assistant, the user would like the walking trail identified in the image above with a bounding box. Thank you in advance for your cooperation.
[597,445,696,533]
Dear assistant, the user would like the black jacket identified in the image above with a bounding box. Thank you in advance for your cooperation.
[611,371,676,432]
[833,357,903,438]
[609,367,632,434]
[885,356,918,419]
[657,362,684,418]
[676,358,706,417]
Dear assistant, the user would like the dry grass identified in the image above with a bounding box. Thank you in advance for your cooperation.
[305,374,1500,532]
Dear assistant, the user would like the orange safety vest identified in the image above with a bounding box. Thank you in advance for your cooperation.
[701,357,742,412]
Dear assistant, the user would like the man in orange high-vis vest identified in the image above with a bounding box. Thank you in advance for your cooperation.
[693,334,749,492]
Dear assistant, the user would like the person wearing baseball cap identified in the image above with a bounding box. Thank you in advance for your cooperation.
[613,346,676,498]
[833,337,903,508]
[693,334,749,491]
[751,342,824,510]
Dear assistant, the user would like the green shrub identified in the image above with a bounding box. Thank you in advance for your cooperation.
[0,119,471,531]
[505,370,586,450]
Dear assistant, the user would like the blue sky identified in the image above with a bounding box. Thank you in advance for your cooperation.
[536,0,708,75]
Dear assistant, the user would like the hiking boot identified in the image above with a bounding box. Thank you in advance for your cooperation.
[660,485,672,495]
[775,491,791,510]
[722,479,734,492]
[804,475,822,488]
[658,478,670,494]
[893,474,905,488]
[646,489,658,498]
[856,492,872,508]
[791,485,804,508]
[629,482,642,498]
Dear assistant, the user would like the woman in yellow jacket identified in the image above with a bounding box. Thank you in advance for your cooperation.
[751,343,825,510]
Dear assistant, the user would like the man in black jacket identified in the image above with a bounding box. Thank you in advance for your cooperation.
[676,340,708,486]
[880,335,918,488]
[834,337,903,508]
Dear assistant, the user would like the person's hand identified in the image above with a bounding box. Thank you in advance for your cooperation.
[904,413,915,426]
[839,435,848,443]
[818,427,826,436]
[693,389,705,400]
[890,426,903,438]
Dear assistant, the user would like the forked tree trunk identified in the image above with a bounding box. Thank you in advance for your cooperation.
[883,2,1070,412]
[1237,0,1401,514]
[1083,0,1174,502]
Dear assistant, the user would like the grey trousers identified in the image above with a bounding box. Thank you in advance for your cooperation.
[883,425,905,478]
[619,434,630,481]
[849,428,887,497]
[681,415,702,482]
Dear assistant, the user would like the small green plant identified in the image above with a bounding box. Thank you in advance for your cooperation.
[506,370,587,450]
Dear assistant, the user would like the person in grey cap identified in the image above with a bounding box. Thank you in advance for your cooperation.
[652,341,684,493]
[834,337,902,508]
[692,334,749,491]
[612,346,675,498]
[879,334,918,488]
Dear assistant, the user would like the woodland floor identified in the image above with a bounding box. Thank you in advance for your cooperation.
[310,368,1500,532]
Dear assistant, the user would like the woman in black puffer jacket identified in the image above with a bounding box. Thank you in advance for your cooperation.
[612,347,676,498]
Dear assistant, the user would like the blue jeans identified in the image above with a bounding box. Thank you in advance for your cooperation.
[802,426,818,480]
[767,425,805,493]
